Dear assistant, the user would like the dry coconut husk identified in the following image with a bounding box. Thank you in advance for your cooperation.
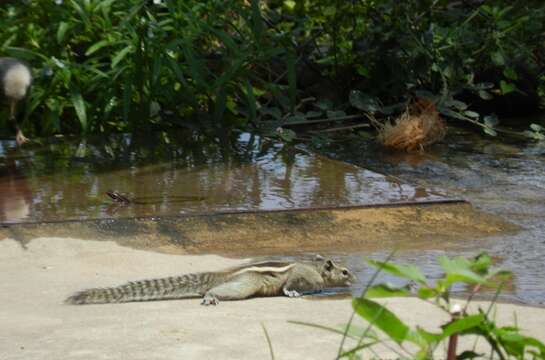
[378,98,447,152]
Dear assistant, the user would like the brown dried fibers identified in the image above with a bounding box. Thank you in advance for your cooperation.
[377,98,447,152]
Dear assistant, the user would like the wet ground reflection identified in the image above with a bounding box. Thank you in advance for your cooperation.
[316,127,545,305]
[0,131,448,224]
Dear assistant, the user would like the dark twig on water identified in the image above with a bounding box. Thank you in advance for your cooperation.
[309,123,370,134]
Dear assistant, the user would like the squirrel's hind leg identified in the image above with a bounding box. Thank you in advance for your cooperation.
[201,275,261,306]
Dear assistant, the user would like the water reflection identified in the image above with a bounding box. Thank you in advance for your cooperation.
[0,131,449,224]
[317,127,545,305]
[0,148,31,222]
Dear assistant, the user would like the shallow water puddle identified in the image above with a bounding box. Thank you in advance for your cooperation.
[0,131,520,302]
[0,131,452,224]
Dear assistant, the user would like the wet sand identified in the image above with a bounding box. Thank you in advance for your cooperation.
[1,237,544,360]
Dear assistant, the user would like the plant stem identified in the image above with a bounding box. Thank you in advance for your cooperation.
[336,250,396,358]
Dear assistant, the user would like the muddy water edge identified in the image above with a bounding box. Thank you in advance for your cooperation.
[315,126,545,305]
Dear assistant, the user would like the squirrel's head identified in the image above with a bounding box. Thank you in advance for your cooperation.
[315,255,357,287]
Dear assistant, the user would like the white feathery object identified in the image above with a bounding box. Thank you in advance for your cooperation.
[0,57,33,145]
[2,63,32,101]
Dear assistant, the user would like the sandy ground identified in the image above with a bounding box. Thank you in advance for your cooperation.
[1,237,544,360]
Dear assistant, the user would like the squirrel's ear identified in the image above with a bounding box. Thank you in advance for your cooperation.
[323,260,333,272]
[314,254,324,261]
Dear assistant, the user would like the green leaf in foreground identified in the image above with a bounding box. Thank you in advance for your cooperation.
[352,298,409,345]
[368,260,428,285]
[441,314,485,339]
[365,283,411,298]
[496,328,545,358]
[439,256,489,286]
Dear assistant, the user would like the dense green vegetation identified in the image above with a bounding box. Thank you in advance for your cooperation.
[293,253,545,359]
[1,0,544,140]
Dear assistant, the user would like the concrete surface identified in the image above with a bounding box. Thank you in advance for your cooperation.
[1,237,544,360]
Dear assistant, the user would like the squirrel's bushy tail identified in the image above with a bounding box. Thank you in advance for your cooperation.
[65,273,217,305]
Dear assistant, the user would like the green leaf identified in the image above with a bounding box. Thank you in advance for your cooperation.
[57,22,70,44]
[5,46,47,61]
[95,0,115,14]
[441,314,485,338]
[503,67,518,80]
[500,80,516,95]
[417,287,437,299]
[524,130,545,140]
[530,123,544,132]
[439,256,489,286]
[478,90,493,100]
[366,283,411,298]
[287,320,359,340]
[339,340,381,358]
[446,99,468,111]
[457,350,484,359]
[368,260,428,285]
[484,127,498,136]
[483,114,499,128]
[283,0,296,11]
[497,330,545,357]
[349,91,381,113]
[278,128,296,142]
[86,39,115,56]
[70,0,91,28]
[464,110,479,118]
[356,65,369,77]
[70,88,88,133]
[411,326,442,345]
[111,45,133,68]
[352,298,410,345]
[491,52,505,66]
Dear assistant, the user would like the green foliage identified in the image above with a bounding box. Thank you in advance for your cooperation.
[1,0,292,136]
[1,0,544,139]
[296,253,545,359]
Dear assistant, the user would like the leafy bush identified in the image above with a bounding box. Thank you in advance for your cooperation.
[294,253,545,359]
[1,1,544,139]
[285,0,545,136]
[1,0,288,136]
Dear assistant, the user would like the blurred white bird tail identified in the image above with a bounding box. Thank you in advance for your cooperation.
[2,62,32,100]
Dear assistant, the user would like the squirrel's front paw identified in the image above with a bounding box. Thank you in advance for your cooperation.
[201,295,219,306]
[283,288,302,298]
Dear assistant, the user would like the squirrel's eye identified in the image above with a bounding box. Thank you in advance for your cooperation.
[342,270,348,276]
